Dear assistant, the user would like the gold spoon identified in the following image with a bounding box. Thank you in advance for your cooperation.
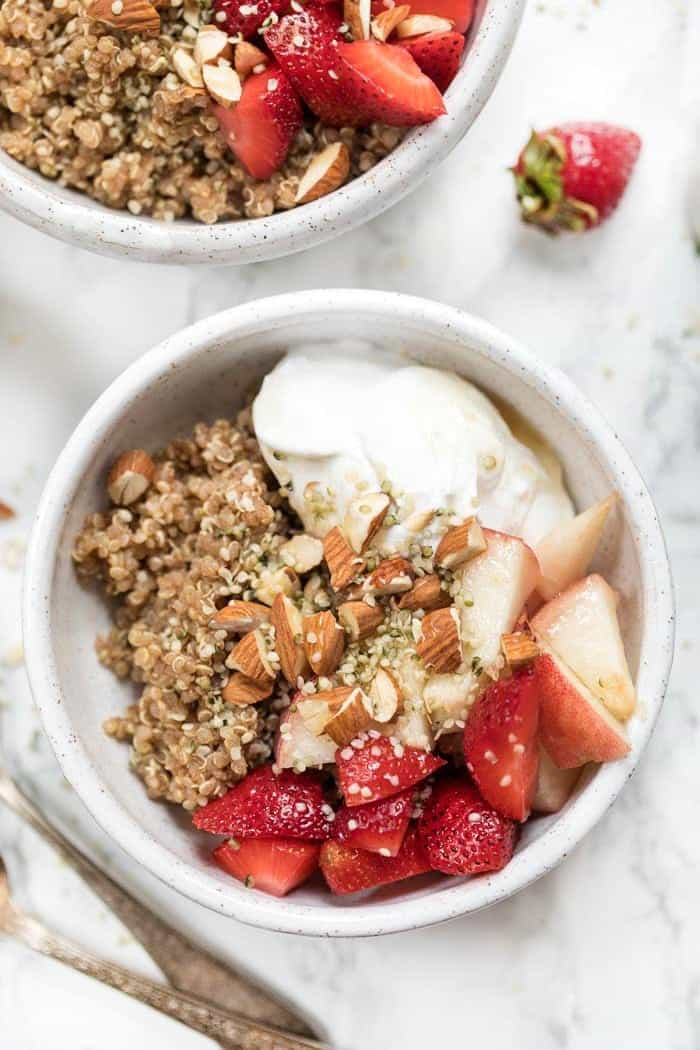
[0,768,322,1042]
[0,847,329,1050]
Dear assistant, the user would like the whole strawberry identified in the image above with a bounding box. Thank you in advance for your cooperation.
[513,122,641,232]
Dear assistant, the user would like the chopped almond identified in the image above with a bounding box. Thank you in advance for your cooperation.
[434,517,486,570]
[371,3,410,40]
[87,0,160,34]
[501,632,540,671]
[227,629,277,683]
[369,668,403,723]
[303,611,345,676]
[364,556,415,596]
[323,526,364,591]
[194,25,232,66]
[279,533,324,574]
[295,142,350,205]
[417,606,462,674]
[222,673,273,706]
[202,61,242,107]
[395,13,453,36]
[343,491,391,553]
[343,0,370,39]
[324,687,373,746]
[271,594,308,684]
[398,574,450,612]
[210,600,270,633]
[107,450,156,506]
[337,600,384,642]
[172,46,205,89]
[234,40,268,77]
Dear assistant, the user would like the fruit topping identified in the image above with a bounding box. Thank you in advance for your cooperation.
[214,838,320,896]
[418,778,517,875]
[337,733,445,806]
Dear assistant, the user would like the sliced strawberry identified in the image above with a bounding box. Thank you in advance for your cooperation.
[333,788,413,855]
[338,40,445,126]
[336,734,445,807]
[214,65,302,180]
[463,667,540,822]
[214,838,320,897]
[418,778,517,875]
[265,8,364,127]
[399,0,474,32]
[320,826,431,894]
[398,31,464,93]
[192,765,333,840]
[212,0,288,39]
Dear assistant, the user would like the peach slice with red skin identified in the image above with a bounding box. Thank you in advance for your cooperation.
[535,494,617,602]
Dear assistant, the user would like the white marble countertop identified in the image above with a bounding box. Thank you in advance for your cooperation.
[0,0,698,1046]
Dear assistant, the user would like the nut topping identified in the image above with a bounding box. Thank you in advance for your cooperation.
[398,574,450,612]
[87,0,160,34]
[222,672,273,706]
[234,41,268,77]
[434,517,486,570]
[371,3,411,40]
[395,13,453,36]
[271,594,308,684]
[194,25,233,66]
[107,450,156,506]
[303,610,345,676]
[172,46,205,89]
[210,600,270,633]
[228,629,277,683]
[324,687,373,746]
[369,667,403,723]
[343,491,391,553]
[202,61,242,107]
[337,600,384,642]
[343,0,371,39]
[501,631,540,671]
[295,142,351,205]
[279,533,324,574]
[364,556,415,596]
[323,526,364,591]
[417,606,462,673]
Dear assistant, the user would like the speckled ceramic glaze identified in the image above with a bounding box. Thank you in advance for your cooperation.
[0,0,523,265]
[23,291,674,937]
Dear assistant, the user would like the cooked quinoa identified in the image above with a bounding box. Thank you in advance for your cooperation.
[0,0,404,223]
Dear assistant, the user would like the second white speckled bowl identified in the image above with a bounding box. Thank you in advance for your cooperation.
[0,0,524,264]
[23,290,674,936]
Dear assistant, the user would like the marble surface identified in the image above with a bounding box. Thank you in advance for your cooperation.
[0,0,698,1046]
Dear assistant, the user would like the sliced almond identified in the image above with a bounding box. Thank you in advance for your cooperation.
[210,600,270,633]
[222,672,273,706]
[323,526,364,591]
[343,0,370,39]
[371,3,410,40]
[271,594,308,684]
[501,631,540,671]
[395,13,453,36]
[172,46,205,88]
[324,687,373,746]
[369,668,403,723]
[107,449,156,506]
[87,0,160,34]
[234,40,268,77]
[295,143,350,206]
[255,565,300,606]
[398,574,450,612]
[343,492,391,553]
[227,629,277,683]
[303,611,345,676]
[364,556,415,596]
[279,533,324,574]
[194,25,233,66]
[337,600,384,642]
[434,517,486,570]
[202,61,241,107]
[417,606,462,674]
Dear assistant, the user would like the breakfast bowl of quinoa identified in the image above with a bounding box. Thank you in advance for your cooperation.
[23,290,673,935]
[0,0,523,263]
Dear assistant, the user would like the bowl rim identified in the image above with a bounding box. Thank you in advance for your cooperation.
[23,290,675,937]
[0,0,525,265]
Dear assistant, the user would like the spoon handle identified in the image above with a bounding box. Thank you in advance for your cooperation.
[0,771,316,1038]
[4,905,327,1050]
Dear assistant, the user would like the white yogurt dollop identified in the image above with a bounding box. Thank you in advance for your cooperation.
[252,346,573,551]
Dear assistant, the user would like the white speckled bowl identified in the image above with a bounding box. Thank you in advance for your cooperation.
[0,0,523,265]
[23,290,674,937]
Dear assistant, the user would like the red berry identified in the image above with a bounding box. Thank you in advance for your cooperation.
[514,122,641,232]
[398,31,464,93]
[336,734,445,807]
[337,40,446,126]
[418,778,517,875]
[463,666,540,822]
[333,788,413,855]
[214,65,302,180]
[320,826,431,894]
[192,765,333,840]
[214,838,320,897]
[212,0,287,39]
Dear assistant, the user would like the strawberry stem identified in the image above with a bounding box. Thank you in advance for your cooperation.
[514,130,598,233]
